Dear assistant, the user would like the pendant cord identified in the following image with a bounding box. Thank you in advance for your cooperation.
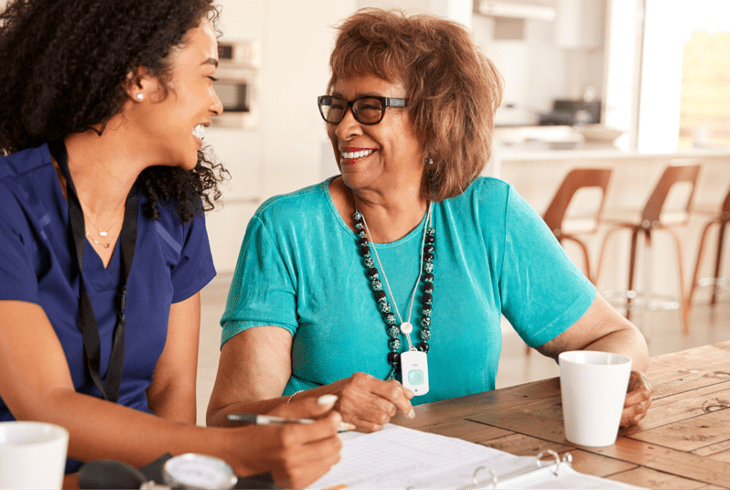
[359,202,433,351]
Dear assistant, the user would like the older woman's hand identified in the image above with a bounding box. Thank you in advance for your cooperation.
[620,370,652,427]
[328,372,415,432]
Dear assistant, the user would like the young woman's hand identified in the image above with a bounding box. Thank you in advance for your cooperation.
[226,395,343,489]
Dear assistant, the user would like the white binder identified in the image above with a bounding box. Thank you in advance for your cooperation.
[309,424,644,489]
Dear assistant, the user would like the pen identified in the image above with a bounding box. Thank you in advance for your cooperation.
[226,413,356,432]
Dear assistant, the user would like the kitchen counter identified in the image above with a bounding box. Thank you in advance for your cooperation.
[492,143,730,163]
[489,125,730,168]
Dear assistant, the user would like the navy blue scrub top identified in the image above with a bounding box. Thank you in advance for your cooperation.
[0,144,216,472]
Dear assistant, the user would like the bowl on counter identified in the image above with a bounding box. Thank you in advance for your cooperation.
[578,125,624,143]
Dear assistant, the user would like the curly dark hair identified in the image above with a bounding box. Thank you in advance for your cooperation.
[0,0,228,221]
[329,9,503,202]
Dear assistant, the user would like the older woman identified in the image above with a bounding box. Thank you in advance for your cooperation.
[208,8,652,433]
[0,0,341,487]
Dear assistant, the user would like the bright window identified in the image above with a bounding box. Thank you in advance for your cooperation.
[678,11,730,149]
[604,0,730,152]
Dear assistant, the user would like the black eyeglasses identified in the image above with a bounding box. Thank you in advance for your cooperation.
[317,95,408,125]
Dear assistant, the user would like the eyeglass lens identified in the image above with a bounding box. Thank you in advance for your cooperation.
[320,96,385,125]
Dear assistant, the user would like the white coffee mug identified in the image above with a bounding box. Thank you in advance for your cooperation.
[559,350,632,447]
[0,421,69,489]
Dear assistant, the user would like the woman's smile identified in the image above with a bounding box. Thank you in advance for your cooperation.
[340,147,376,164]
[192,123,208,147]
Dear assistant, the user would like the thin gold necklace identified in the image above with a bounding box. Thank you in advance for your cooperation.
[84,211,123,249]
[54,155,123,249]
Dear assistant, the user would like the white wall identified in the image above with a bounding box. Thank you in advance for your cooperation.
[206,0,356,273]
[360,0,473,27]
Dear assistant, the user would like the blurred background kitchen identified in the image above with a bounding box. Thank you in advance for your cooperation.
[203,0,730,262]
[6,0,728,424]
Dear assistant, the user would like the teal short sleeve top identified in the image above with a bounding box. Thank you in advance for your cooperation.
[221,177,595,405]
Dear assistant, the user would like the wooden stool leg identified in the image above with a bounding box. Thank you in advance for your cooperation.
[711,221,727,306]
[596,228,622,286]
[641,230,653,331]
[689,220,715,309]
[626,228,640,320]
[563,237,592,283]
[666,228,688,333]
[576,239,591,283]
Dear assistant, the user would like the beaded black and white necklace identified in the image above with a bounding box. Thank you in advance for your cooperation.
[353,203,435,388]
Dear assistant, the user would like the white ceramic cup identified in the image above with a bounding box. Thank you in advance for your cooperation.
[0,421,69,489]
[559,350,632,447]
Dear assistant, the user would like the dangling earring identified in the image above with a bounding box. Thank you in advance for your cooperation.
[424,157,434,166]
[135,93,144,101]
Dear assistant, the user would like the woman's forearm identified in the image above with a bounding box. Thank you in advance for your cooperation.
[537,295,650,372]
[207,385,337,427]
[146,380,197,425]
[35,388,345,488]
[582,327,650,372]
[32,389,231,470]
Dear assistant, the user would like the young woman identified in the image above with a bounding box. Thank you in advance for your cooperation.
[0,1,341,487]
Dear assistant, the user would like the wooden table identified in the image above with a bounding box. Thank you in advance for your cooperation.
[392,341,730,489]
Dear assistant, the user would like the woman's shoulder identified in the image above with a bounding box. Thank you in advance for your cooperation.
[445,176,512,208]
[0,144,52,181]
[254,179,332,222]
[0,144,55,212]
[147,194,205,238]
[438,177,532,237]
[466,175,511,195]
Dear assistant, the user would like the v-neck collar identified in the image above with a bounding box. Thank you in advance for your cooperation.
[47,144,124,290]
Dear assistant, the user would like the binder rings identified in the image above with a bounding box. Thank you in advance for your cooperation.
[460,450,640,489]
[309,424,643,489]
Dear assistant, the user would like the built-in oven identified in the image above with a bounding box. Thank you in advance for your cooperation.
[212,41,259,129]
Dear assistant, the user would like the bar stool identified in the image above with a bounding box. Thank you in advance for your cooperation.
[687,184,730,311]
[596,163,701,334]
[542,168,612,283]
[526,168,612,355]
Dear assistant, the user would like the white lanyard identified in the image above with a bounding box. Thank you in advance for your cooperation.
[360,202,433,350]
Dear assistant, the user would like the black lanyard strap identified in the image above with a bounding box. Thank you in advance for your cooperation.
[48,139,138,403]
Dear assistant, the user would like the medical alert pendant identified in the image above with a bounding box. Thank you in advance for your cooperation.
[400,349,429,396]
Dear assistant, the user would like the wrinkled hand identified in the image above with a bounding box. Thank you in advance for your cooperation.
[620,370,652,427]
[328,372,415,432]
[229,395,343,489]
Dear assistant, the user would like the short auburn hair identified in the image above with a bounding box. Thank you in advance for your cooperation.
[328,8,503,201]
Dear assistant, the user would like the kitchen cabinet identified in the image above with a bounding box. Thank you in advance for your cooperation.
[206,0,356,275]
[555,0,604,49]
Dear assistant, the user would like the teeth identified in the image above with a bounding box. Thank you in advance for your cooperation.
[342,149,375,159]
[193,125,206,139]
